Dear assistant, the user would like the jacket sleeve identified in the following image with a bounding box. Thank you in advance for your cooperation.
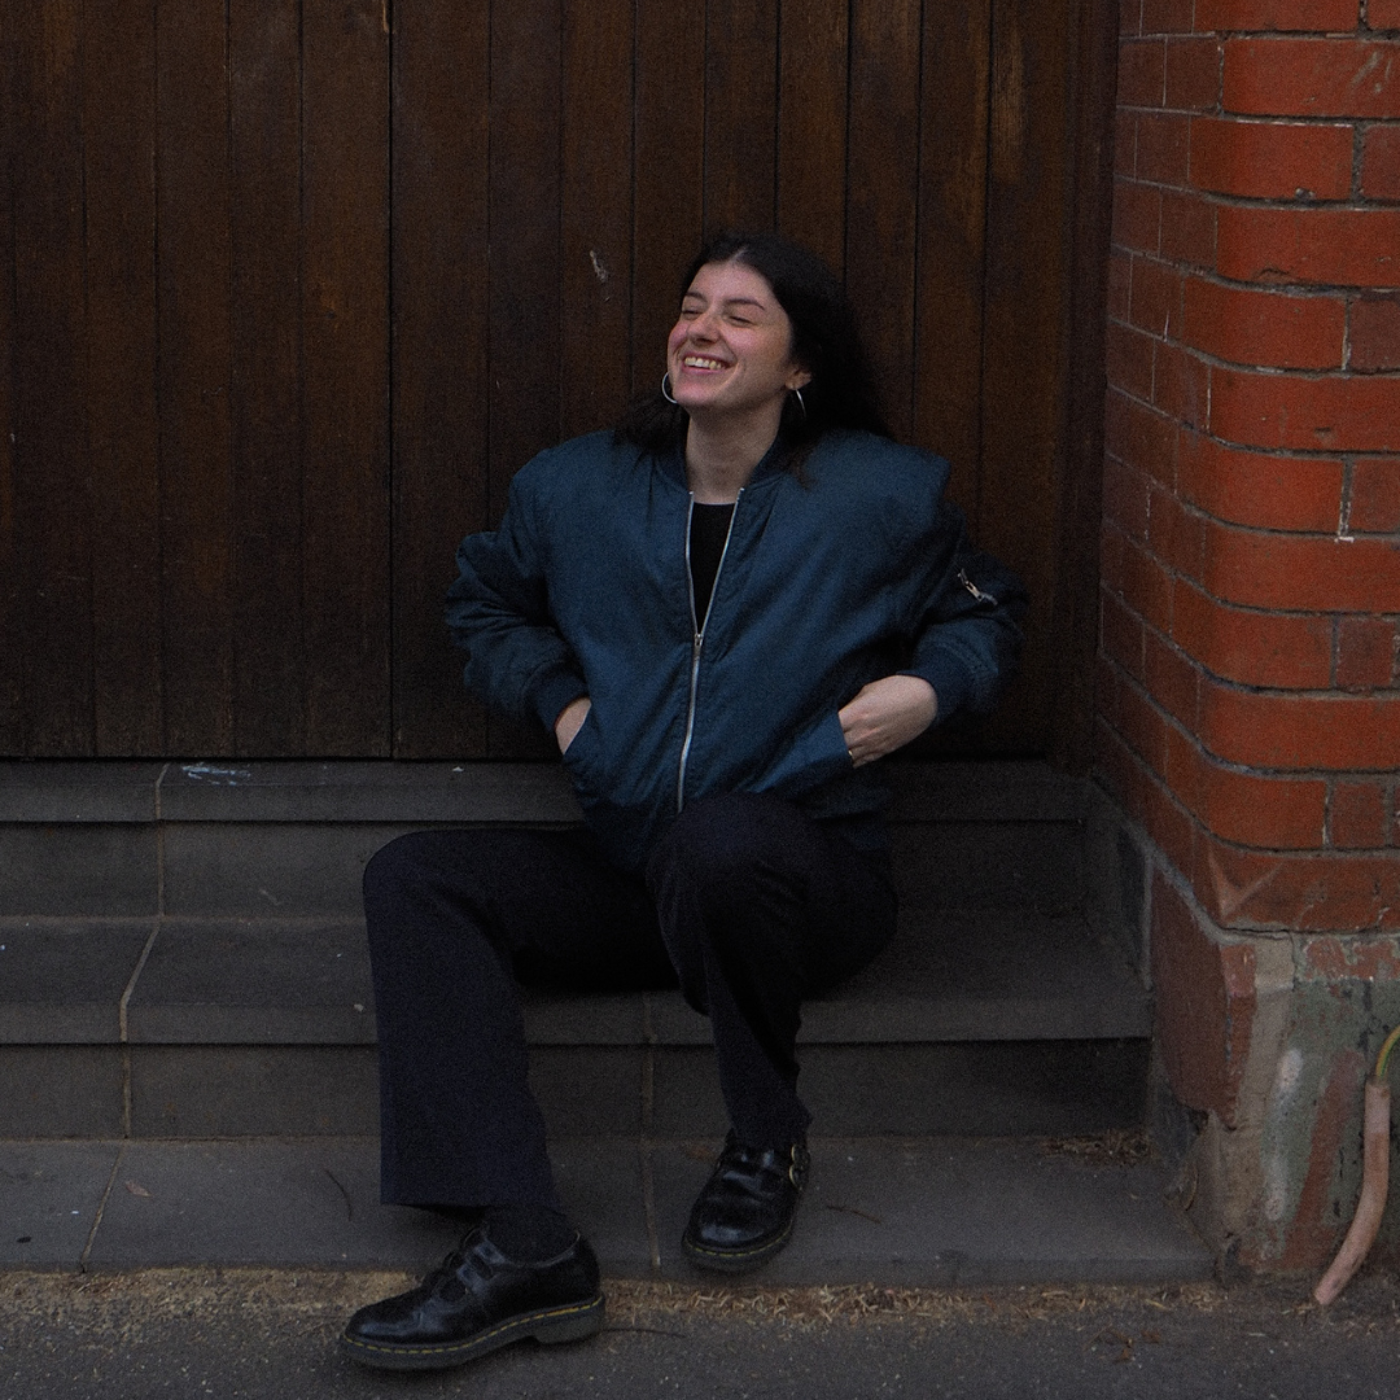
[899,500,1029,722]
[444,463,588,732]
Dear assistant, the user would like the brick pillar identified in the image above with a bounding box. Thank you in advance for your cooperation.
[1101,1,1400,1270]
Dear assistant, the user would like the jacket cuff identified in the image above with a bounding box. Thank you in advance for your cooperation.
[902,652,975,726]
[528,666,590,734]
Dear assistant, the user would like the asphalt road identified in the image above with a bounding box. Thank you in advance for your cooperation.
[3,1268,1399,1400]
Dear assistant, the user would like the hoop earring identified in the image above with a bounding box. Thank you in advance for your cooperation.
[661,372,678,405]
[791,387,807,423]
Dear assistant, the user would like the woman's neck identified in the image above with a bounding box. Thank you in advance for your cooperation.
[683,410,782,503]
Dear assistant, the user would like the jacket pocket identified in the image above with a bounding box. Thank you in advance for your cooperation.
[757,707,853,800]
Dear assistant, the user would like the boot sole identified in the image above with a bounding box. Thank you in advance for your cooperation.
[340,1292,604,1371]
[682,1215,795,1274]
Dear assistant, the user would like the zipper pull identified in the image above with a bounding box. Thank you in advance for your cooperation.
[957,567,997,605]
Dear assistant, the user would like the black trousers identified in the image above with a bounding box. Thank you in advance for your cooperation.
[363,791,897,1211]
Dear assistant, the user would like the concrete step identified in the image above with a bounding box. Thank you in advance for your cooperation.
[0,906,1151,1141]
[1,1135,1211,1286]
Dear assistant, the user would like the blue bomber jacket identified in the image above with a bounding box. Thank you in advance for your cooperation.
[447,428,1027,873]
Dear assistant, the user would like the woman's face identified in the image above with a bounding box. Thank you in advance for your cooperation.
[666,259,811,424]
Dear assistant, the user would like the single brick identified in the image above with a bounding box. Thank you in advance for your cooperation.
[1224,39,1400,119]
[1371,0,1400,27]
[1172,578,1333,688]
[1178,432,1344,531]
[1182,276,1345,368]
[1130,256,1183,337]
[1103,454,1152,540]
[1149,484,1208,578]
[1199,760,1328,849]
[1210,364,1400,453]
[1200,683,1400,770]
[1160,187,1217,265]
[1337,615,1398,689]
[1165,37,1222,111]
[1202,521,1400,611]
[1349,457,1400,531]
[1217,206,1400,288]
[1122,0,1144,39]
[1106,319,1156,403]
[1154,341,1211,427]
[1331,781,1389,848]
[1143,0,1196,34]
[1351,294,1400,370]
[1138,111,1192,184]
[1190,117,1353,200]
[1108,250,1134,320]
[1116,110,1138,177]
[1146,627,1205,728]
[1101,587,1148,678]
[1360,126,1400,201]
[1122,533,1177,634]
[1113,178,1164,254]
[1119,37,1167,107]
[1196,0,1362,31]
[1105,389,1178,483]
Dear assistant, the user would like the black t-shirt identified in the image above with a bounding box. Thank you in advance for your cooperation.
[689,502,734,629]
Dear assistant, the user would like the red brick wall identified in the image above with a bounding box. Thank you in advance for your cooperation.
[1101,1,1400,935]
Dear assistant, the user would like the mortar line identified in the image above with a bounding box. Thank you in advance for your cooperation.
[118,922,161,1138]
[640,1141,661,1274]
[79,1140,129,1273]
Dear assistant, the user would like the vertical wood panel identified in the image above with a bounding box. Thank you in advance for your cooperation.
[301,0,391,754]
[86,0,162,755]
[0,5,24,749]
[487,0,561,757]
[12,0,95,754]
[776,0,848,276]
[229,0,304,754]
[704,0,778,233]
[845,0,922,441]
[977,0,1078,751]
[914,1,990,512]
[157,0,234,753]
[632,0,705,398]
[390,0,492,759]
[560,0,633,441]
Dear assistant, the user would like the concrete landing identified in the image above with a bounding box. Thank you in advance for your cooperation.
[1,1135,1211,1286]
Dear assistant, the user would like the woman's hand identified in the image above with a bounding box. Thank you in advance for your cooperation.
[838,676,937,767]
[554,696,592,754]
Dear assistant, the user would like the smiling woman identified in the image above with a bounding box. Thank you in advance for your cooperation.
[341,230,1028,1374]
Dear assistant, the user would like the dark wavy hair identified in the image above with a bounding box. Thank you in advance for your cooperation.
[616,231,890,470]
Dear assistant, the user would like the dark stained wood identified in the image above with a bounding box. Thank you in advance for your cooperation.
[10,0,95,754]
[85,0,162,755]
[300,0,392,755]
[390,0,492,759]
[157,0,234,754]
[0,7,22,750]
[846,0,923,442]
[704,0,778,233]
[914,0,991,512]
[560,0,634,441]
[229,0,304,755]
[776,0,848,275]
[2,0,1108,762]
[631,0,706,398]
[976,0,1079,753]
[1050,0,1118,773]
[487,0,562,758]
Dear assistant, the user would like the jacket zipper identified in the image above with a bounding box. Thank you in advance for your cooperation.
[676,489,742,814]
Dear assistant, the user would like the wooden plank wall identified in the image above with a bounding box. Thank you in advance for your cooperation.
[1,0,1109,762]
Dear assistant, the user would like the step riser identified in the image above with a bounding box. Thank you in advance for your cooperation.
[3,1040,1148,1141]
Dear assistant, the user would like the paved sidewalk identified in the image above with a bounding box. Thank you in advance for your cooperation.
[3,1135,1210,1285]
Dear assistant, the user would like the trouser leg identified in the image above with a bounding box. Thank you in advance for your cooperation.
[645,793,897,1150]
[363,826,668,1211]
